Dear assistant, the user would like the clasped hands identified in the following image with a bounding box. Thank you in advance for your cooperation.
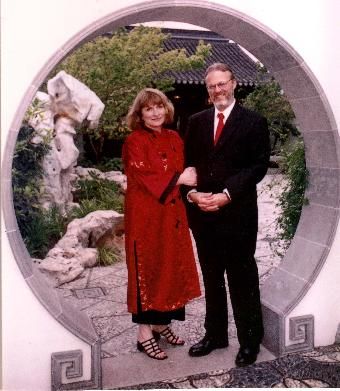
[177,168,230,211]
[189,191,231,212]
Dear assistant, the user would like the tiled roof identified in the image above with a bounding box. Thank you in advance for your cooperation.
[162,28,262,86]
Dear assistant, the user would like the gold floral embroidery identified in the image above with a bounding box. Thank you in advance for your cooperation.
[130,161,145,168]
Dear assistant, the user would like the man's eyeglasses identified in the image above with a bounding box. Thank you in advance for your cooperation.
[207,79,233,92]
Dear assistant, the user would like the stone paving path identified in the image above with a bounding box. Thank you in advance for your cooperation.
[57,173,285,359]
[52,172,340,388]
[54,173,340,388]
[121,343,340,389]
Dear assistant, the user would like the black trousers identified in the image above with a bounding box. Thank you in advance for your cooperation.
[193,226,264,348]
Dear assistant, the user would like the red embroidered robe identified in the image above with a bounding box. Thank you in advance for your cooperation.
[122,127,201,313]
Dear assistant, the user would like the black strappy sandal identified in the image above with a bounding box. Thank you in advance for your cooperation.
[137,337,168,360]
[152,327,185,346]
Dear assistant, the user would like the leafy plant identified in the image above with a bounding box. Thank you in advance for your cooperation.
[242,68,298,154]
[71,172,124,219]
[95,157,123,172]
[12,126,50,244]
[24,206,67,258]
[12,126,70,258]
[97,246,121,266]
[277,140,308,245]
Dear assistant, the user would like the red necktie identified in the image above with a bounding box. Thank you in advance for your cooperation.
[214,112,225,145]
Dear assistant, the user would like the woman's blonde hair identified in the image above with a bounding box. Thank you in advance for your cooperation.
[126,88,174,130]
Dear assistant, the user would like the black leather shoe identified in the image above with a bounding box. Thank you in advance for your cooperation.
[235,345,260,367]
[188,336,229,357]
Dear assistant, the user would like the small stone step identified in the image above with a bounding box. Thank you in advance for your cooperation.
[101,341,275,389]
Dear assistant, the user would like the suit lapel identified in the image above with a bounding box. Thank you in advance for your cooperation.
[213,104,242,152]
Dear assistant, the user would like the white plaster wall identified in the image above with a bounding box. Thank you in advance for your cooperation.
[1,232,92,391]
[1,1,340,390]
[2,0,340,138]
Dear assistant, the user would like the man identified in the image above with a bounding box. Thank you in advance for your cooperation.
[184,63,270,367]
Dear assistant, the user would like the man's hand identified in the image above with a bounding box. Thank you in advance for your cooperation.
[189,192,231,212]
[188,191,212,205]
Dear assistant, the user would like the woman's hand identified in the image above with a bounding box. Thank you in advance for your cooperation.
[177,167,197,186]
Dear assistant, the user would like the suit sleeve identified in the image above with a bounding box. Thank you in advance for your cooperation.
[184,116,196,167]
[182,115,197,197]
[122,134,180,204]
[224,116,270,199]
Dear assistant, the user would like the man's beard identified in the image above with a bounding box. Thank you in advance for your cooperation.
[215,99,230,110]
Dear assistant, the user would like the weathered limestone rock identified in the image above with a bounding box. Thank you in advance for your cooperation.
[48,70,105,129]
[27,71,105,213]
[38,210,124,286]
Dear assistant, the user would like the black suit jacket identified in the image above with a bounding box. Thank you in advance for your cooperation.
[184,103,270,246]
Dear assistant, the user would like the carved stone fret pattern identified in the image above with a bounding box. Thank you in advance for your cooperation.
[285,315,314,354]
[51,345,101,391]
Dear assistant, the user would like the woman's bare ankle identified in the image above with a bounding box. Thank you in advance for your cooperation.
[152,324,168,333]
[137,324,153,342]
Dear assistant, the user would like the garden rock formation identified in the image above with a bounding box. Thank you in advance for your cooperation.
[28,71,105,214]
[38,210,124,287]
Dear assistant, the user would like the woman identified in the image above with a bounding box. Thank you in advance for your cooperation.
[123,88,201,360]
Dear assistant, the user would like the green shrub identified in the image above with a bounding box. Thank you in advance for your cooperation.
[71,171,124,219]
[95,157,123,172]
[13,126,68,258]
[24,206,67,258]
[12,125,54,253]
[277,140,308,244]
[242,69,298,154]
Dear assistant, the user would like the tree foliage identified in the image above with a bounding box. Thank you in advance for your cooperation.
[54,26,211,160]
[242,68,298,153]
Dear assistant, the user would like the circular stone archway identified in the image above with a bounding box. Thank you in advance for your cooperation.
[2,0,340,388]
